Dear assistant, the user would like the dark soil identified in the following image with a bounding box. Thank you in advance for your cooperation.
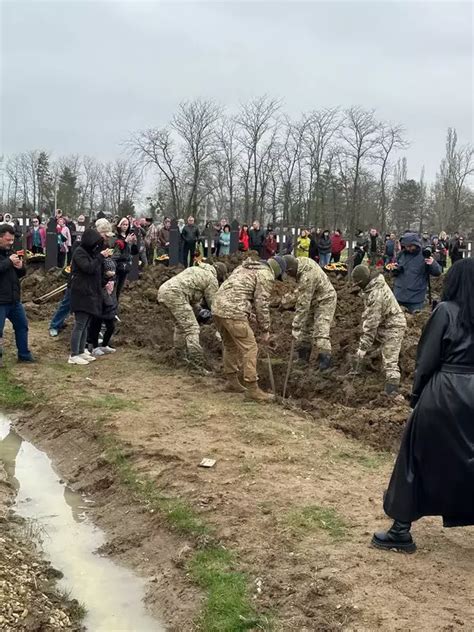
[22,259,443,452]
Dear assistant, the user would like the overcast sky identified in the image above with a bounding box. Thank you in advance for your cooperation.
[1,0,472,184]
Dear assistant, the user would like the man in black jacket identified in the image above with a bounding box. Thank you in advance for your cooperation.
[181,216,200,268]
[0,224,33,366]
[248,221,265,257]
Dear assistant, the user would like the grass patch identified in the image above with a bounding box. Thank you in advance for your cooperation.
[332,449,388,470]
[189,548,271,631]
[56,589,87,623]
[99,430,271,630]
[85,395,135,412]
[286,505,347,540]
[0,369,31,408]
[99,432,208,536]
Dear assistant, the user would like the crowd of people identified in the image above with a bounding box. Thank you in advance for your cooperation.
[0,209,472,555]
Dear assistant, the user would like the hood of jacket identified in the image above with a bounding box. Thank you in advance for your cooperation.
[400,232,422,250]
[80,228,103,254]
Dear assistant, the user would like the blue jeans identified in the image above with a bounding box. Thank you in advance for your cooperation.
[50,288,71,331]
[0,302,31,359]
[398,301,425,313]
[319,253,331,267]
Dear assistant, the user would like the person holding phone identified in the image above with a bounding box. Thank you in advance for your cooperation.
[0,224,34,366]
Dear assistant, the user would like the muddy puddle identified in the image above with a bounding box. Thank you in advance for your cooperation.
[0,414,165,631]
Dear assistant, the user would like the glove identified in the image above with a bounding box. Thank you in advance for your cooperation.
[197,308,212,324]
[355,348,366,359]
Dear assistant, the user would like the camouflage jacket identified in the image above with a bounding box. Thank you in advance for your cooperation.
[212,259,275,331]
[360,274,407,351]
[157,262,218,308]
[293,257,337,338]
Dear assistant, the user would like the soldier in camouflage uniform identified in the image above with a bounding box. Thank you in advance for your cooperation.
[282,255,337,371]
[158,261,227,369]
[212,256,286,401]
[351,265,407,394]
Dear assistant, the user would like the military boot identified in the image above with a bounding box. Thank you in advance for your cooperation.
[371,520,416,553]
[225,374,247,393]
[244,382,274,402]
[385,381,400,395]
[295,343,311,366]
[187,353,211,376]
[318,353,332,372]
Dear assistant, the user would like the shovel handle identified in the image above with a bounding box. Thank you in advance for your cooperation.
[282,339,295,399]
[266,352,277,398]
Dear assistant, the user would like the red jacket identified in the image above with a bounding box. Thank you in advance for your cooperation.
[239,230,249,251]
[263,236,278,259]
[331,233,346,255]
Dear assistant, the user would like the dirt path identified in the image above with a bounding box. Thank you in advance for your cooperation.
[3,321,474,631]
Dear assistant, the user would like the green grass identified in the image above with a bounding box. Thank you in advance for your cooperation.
[286,505,347,540]
[99,433,208,535]
[189,548,271,631]
[56,589,87,623]
[85,395,135,412]
[332,449,389,470]
[0,369,31,408]
[99,430,271,630]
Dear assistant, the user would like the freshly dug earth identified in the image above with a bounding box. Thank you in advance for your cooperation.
[21,262,442,451]
[3,323,473,631]
[0,453,84,631]
[109,265,438,451]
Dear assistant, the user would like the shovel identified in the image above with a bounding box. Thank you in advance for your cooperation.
[282,339,295,399]
[265,351,277,399]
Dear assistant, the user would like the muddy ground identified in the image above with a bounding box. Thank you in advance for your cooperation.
[22,263,438,452]
[12,263,473,631]
[0,433,85,631]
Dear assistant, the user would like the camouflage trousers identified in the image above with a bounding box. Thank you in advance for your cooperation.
[376,324,406,382]
[297,291,337,353]
[157,289,202,358]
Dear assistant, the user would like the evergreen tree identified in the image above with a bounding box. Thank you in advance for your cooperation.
[57,166,78,215]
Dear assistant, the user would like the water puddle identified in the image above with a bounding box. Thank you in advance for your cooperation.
[0,415,165,631]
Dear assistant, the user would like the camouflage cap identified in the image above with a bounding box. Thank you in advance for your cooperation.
[351,264,371,288]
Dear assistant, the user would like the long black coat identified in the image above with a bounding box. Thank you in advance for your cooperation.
[70,231,104,317]
[384,301,474,527]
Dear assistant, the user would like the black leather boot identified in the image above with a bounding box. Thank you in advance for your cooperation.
[371,520,416,553]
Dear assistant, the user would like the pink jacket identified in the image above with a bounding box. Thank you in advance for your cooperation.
[27,226,46,250]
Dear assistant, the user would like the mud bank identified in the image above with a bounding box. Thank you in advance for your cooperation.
[4,324,473,631]
[0,418,85,632]
[10,406,201,632]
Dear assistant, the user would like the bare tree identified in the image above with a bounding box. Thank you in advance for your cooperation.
[303,107,341,226]
[339,107,381,262]
[172,99,222,217]
[106,158,142,214]
[129,127,182,216]
[235,96,281,221]
[376,123,407,234]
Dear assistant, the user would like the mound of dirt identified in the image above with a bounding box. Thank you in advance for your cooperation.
[112,262,436,450]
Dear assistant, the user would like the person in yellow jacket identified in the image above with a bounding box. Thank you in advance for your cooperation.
[296,229,311,258]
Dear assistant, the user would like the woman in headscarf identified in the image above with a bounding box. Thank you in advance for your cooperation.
[372,258,474,552]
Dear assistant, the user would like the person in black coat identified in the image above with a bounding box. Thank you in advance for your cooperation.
[372,258,474,553]
[112,217,138,301]
[68,228,113,365]
[0,224,33,365]
[181,216,200,268]
[248,221,265,257]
